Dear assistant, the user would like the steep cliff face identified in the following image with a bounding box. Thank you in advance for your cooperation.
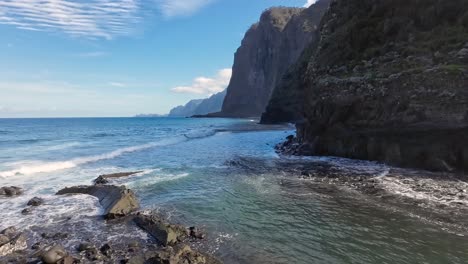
[168,99,203,117]
[220,5,326,117]
[292,0,468,172]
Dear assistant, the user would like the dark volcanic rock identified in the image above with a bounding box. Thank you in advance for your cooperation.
[27,197,44,206]
[94,171,143,185]
[219,5,327,118]
[0,186,23,196]
[56,185,140,219]
[276,0,468,173]
[134,214,188,246]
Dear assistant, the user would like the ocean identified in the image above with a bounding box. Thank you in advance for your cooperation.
[0,117,467,263]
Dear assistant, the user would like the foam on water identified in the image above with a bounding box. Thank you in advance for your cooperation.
[0,136,187,178]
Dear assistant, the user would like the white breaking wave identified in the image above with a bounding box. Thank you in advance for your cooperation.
[0,137,184,178]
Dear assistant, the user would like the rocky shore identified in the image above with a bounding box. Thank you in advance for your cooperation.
[0,172,222,264]
[232,140,468,235]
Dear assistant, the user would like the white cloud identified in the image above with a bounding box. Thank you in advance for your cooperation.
[0,0,141,39]
[156,0,213,18]
[108,82,126,87]
[171,68,231,95]
[76,51,107,57]
[304,0,317,7]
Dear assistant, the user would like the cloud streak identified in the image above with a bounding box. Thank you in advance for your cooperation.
[171,68,231,95]
[0,0,141,39]
[157,0,213,18]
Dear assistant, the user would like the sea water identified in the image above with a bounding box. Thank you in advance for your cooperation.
[0,117,467,263]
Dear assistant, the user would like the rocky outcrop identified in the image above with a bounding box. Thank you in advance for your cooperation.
[218,5,326,118]
[169,90,227,118]
[94,171,143,185]
[134,214,188,246]
[280,0,468,173]
[56,185,139,219]
[0,186,23,196]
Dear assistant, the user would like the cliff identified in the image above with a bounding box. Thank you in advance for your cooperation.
[283,0,468,173]
[219,4,329,118]
[168,90,226,117]
[261,0,331,124]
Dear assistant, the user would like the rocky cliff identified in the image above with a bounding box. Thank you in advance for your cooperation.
[168,99,204,117]
[261,0,331,123]
[283,0,468,173]
[219,4,329,117]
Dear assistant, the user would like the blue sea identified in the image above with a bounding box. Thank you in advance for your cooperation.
[0,118,467,263]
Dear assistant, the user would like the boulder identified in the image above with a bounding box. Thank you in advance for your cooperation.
[134,214,188,246]
[42,245,68,263]
[0,233,27,256]
[147,245,222,264]
[0,227,17,238]
[27,197,44,206]
[0,186,23,196]
[56,185,139,219]
[21,208,32,215]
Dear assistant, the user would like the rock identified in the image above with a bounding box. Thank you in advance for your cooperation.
[189,227,205,239]
[77,243,93,252]
[93,176,109,185]
[27,197,44,206]
[56,185,139,219]
[0,234,10,245]
[99,243,112,257]
[93,171,143,184]
[41,232,69,240]
[58,256,77,264]
[1,227,17,238]
[41,245,68,264]
[0,233,27,256]
[134,214,187,246]
[147,245,222,264]
[21,208,32,215]
[0,186,23,196]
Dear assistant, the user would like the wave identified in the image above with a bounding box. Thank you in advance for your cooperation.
[183,129,217,139]
[0,130,218,178]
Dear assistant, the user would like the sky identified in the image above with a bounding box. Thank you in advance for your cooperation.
[0,0,315,117]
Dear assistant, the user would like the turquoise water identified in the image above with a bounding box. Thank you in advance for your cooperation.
[0,118,467,263]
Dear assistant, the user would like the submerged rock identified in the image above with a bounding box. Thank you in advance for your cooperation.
[56,185,139,219]
[94,171,143,185]
[27,197,44,206]
[0,186,23,196]
[134,214,188,246]
[41,245,68,264]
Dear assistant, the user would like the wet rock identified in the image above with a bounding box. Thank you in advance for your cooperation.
[21,208,32,215]
[1,227,17,238]
[32,241,45,250]
[58,255,77,264]
[147,245,222,264]
[27,197,44,206]
[0,234,10,245]
[94,171,143,185]
[41,232,69,240]
[56,185,139,219]
[189,227,205,240]
[0,233,27,257]
[134,214,187,246]
[99,243,112,257]
[93,176,109,185]
[42,245,68,264]
[0,186,23,196]
[77,243,93,252]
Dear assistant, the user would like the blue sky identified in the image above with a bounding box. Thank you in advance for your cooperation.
[0,0,313,117]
